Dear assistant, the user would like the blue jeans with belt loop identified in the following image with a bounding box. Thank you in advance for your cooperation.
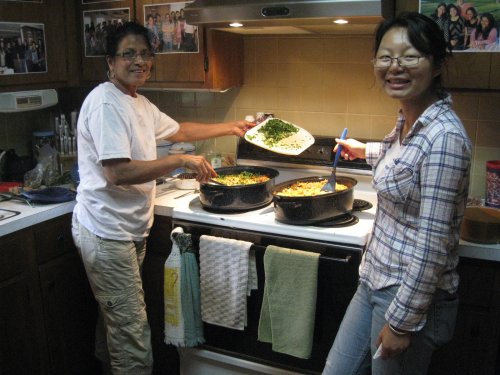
[72,215,153,375]
[322,282,458,375]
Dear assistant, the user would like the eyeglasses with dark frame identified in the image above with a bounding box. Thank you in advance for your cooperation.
[116,50,155,61]
[372,55,426,68]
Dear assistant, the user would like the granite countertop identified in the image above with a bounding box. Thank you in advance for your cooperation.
[1,184,499,262]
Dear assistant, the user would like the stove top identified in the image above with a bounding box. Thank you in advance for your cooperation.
[171,134,378,247]
[172,190,377,246]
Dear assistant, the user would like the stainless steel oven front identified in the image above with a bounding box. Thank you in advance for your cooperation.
[172,219,363,375]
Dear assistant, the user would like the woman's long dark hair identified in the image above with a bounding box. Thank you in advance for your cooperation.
[476,13,496,40]
[374,12,451,99]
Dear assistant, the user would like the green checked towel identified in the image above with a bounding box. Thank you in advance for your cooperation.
[258,245,320,359]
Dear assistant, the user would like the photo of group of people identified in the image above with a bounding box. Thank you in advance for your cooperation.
[421,0,500,51]
[83,8,130,57]
[143,2,199,54]
[0,22,46,75]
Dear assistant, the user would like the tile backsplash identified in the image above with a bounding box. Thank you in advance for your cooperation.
[1,34,499,198]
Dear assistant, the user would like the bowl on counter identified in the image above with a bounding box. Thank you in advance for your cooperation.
[174,172,199,190]
[460,206,500,244]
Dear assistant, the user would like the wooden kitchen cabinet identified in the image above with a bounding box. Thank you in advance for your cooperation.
[79,0,243,91]
[0,214,99,375]
[143,214,180,375]
[0,229,46,375]
[428,257,500,375]
[78,0,134,83]
[0,0,78,92]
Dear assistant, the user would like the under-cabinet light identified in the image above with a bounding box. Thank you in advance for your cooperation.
[333,19,349,24]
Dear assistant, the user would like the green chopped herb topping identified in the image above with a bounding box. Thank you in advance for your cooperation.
[257,119,299,147]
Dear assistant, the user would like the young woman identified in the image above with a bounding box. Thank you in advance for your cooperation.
[322,12,471,375]
[470,13,498,50]
[72,22,253,374]
[447,4,465,50]
[463,7,479,49]
[430,3,450,44]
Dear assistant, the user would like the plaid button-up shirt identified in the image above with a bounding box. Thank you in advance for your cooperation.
[360,95,472,332]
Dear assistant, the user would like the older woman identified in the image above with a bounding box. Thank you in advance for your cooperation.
[72,21,252,374]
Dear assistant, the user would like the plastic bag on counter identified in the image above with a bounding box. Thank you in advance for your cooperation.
[23,144,60,189]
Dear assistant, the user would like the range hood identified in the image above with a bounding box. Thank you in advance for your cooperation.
[184,0,394,35]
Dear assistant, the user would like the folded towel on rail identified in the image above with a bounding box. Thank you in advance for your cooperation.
[164,227,185,346]
[258,245,320,359]
[199,235,255,330]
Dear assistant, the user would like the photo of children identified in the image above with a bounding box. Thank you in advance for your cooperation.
[143,2,199,54]
[83,8,130,57]
[421,0,500,51]
[0,22,46,75]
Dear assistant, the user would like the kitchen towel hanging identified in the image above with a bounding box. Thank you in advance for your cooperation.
[164,227,185,346]
[178,229,205,347]
[258,245,320,359]
[164,227,205,347]
[199,235,256,330]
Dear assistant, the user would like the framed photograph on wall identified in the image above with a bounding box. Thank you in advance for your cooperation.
[82,0,120,4]
[0,22,47,75]
[0,0,43,3]
[83,7,130,57]
[420,0,500,52]
[143,2,199,54]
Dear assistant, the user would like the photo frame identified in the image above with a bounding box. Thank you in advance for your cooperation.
[82,0,120,4]
[420,0,500,52]
[83,7,130,57]
[0,0,43,3]
[0,22,47,75]
[143,2,199,54]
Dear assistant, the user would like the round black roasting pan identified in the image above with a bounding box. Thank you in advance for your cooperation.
[272,176,358,225]
[199,166,279,211]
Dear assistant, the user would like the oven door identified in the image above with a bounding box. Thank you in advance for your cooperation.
[172,219,363,375]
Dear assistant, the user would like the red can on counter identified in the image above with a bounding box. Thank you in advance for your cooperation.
[486,160,500,208]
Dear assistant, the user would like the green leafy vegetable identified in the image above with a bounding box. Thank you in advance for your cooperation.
[257,119,299,147]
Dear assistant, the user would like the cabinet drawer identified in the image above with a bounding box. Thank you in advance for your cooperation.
[0,229,33,281]
[35,214,76,264]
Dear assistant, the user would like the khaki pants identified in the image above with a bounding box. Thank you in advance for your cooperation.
[72,215,153,375]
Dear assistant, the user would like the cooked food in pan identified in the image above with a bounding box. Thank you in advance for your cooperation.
[275,179,348,197]
[212,171,271,186]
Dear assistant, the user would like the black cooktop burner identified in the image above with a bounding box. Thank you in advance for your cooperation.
[352,199,373,212]
[314,213,359,228]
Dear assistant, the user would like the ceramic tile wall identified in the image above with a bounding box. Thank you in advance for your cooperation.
[1,34,499,198]
[148,35,499,199]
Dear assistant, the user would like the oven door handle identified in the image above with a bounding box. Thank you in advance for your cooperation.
[251,244,352,264]
[321,254,352,263]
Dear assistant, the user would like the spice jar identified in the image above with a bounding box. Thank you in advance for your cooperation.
[486,160,500,208]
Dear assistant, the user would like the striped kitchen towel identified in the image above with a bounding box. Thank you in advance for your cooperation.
[199,235,255,330]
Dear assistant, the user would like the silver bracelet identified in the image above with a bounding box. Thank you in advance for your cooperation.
[388,324,409,336]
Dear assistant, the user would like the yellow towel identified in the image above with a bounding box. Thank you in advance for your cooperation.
[258,245,320,359]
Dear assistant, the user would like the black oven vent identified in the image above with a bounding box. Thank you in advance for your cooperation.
[237,136,373,171]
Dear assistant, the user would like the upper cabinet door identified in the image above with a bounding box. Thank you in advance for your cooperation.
[0,0,76,92]
[78,0,243,91]
[78,0,134,83]
[136,0,206,86]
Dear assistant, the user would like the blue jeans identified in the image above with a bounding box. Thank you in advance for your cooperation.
[322,282,458,375]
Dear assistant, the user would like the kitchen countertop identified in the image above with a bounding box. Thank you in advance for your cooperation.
[1,183,499,262]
